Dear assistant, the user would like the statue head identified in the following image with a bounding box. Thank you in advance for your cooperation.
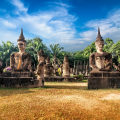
[46,56,50,65]
[64,55,69,63]
[37,49,46,62]
[17,28,26,52]
[95,27,104,52]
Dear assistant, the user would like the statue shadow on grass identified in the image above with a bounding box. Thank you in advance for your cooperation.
[0,87,36,97]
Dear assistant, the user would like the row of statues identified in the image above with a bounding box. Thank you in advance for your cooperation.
[0,29,72,87]
[0,27,120,88]
[1,28,120,74]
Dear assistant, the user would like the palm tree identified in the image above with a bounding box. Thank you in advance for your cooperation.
[49,44,64,64]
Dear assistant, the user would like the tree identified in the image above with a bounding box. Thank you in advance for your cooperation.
[103,38,114,55]
[26,37,51,67]
[111,40,120,63]
[49,44,64,65]
[0,41,18,68]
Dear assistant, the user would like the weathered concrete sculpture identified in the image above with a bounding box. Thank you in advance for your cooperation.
[88,28,120,89]
[10,28,31,71]
[89,28,112,72]
[44,56,54,77]
[1,29,38,88]
[60,55,70,77]
[34,49,46,87]
[52,53,59,76]
[0,58,3,75]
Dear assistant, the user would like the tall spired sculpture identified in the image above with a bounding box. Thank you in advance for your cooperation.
[10,28,31,71]
[89,27,112,71]
[88,27,116,89]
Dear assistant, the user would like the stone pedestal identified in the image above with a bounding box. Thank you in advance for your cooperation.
[44,76,75,82]
[0,71,39,88]
[88,71,120,89]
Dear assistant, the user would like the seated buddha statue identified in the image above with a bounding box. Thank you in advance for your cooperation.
[10,28,31,71]
[44,56,54,77]
[89,27,112,72]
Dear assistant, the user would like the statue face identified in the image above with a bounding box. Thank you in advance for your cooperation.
[95,41,104,51]
[18,41,26,51]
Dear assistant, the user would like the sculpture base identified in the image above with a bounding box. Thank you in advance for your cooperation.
[0,71,43,88]
[44,76,74,82]
[88,71,120,89]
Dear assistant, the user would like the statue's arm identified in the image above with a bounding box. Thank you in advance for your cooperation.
[89,53,100,70]
[10,53,15,70]
[22,54,31,71]
[103,54,112,71]
[36,62,44,75]
[60,64,63,73]
[28,55,32,70]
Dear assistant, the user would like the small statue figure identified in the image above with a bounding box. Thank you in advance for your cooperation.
[113,63,120,71]
[0,58,3,74]
[10,28,31,71]
[60,55,70,77]
[89,27,112,72]
[34,49,46,87]
[44,56,54,77]
[52,53,59,76]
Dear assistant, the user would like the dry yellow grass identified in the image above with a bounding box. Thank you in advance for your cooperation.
[0,81,120,120]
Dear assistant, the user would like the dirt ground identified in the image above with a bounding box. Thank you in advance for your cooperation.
[0,82,120,120]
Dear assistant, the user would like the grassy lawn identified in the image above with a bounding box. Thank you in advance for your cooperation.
[0,80,120,120]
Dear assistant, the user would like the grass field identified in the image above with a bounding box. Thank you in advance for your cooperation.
[0,80,120,120]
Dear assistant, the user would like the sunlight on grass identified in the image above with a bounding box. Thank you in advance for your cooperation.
[0,81,120,120]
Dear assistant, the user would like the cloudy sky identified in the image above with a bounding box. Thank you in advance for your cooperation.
[0,0,120,52]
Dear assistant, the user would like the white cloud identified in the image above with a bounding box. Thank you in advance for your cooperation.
[1,0,120,52]
[0,0,79,49]
[10,0,28,14]
[0,18,17,28]
[0,29,18,44]
[80,9,120,42]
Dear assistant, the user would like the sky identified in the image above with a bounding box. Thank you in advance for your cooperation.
[0,0,120,52]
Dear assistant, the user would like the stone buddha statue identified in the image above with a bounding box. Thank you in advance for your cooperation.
[89,27,112,72]
[60,55,70,77]
[34,49,46,87]
[52,53,59,76]
[44,56,54,77]
[10,28,31,71]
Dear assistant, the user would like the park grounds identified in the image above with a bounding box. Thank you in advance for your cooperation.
[0,79,120,120]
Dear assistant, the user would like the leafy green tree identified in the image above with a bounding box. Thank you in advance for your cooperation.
[26,37,51,67]
[49,44,64,65]
[111,40,120,63]
[103,38,114,54]
[0,41,18,68]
